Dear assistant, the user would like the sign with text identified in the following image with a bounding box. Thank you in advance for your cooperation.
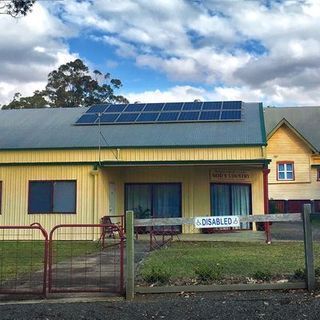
[194,216,240,228]
[210,169,250,181]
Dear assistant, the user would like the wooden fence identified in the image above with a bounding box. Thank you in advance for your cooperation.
[125,204,317,300]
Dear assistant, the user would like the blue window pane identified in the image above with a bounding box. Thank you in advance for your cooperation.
[136,113,159,122]
[222,101,242,110]
[106,104,126,112]
[144,103,164,112]
[53,182,76,213]
[278,164,285,171]
[221,110,241,120]
[287,172,293,180]
[178,112,199,121]
[87,104,109,113]
[163,103,183,111]
[99,113,119,123]
[158,112,179,121]
[278,172,285,180]
[116,113,139,122]
[29,182,53,213]
[124,104,145,112]
[286,163,293,171]
[202,102,222,110]
[182,102,202,111]
[75,114,98,124]
[199,111,220,120]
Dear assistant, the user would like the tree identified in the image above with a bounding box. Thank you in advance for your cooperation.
[2,91,47,109]
[0,0,36,17]
[2,59,128,109]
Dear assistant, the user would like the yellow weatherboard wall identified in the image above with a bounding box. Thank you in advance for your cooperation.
[267,123,320,200]
[0,146,264,164]
[103,165,264,233]
[0,145,266,236]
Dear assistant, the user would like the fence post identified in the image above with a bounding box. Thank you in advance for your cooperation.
[126,210,135,300]
[303,204,315,291]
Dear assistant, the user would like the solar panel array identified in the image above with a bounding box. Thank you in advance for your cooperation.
[75,101,242,125]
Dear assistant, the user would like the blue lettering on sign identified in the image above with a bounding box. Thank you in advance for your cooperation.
[194,215,240,228]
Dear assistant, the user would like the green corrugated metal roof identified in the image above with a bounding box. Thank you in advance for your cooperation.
[264,106,320,152]
[0,102,265,150]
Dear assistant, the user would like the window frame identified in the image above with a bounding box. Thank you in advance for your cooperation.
[276,161,295,181]
[317,168,320,181]
[28,180,77,214]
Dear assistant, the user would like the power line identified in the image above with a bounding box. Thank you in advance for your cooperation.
[97,113,118,164]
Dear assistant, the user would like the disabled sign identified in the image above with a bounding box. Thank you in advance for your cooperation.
[194,216,240,228]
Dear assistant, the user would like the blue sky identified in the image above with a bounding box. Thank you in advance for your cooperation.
[1,0,320,106]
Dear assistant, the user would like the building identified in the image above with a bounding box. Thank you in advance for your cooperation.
[0,101,268,233]
[264,106,320,214]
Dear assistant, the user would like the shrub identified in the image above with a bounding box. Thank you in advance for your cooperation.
[142,266,170,284]
[252,270,272,281]
[293,268,306,280]
[194,263,222,282]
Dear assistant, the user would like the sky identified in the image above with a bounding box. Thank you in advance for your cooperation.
[1,0,320,107]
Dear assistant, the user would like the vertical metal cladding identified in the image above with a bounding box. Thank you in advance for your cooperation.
[0,165,106,236]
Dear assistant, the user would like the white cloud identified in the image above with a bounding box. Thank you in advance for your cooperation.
[126,86,207,103]
[2,0,320,106]
[57,0,320,105]
[0,3,77,105]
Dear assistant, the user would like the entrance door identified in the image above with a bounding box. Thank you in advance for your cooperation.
[211,184,252,229]
[109,183,116,216]
[125,183,182,231]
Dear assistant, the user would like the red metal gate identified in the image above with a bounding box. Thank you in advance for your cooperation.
[0,223,48,297]
[48,224,125,295]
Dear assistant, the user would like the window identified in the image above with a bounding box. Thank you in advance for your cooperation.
[28,181,76,214]
[277,162,294,181]
[125,183,182,232]
[211,183,252,229]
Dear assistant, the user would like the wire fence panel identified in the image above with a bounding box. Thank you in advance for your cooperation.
[0,224,48,297]
[48,224,124,295]
[133,214,309,294]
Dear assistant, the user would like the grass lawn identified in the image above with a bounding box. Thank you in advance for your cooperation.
[0,241,99,282]
[139,241,320,284]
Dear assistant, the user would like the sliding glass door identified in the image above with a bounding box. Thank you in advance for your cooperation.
[211,183,251,229]
[125,183,182,231]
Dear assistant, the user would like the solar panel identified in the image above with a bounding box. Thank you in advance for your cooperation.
[182,102,202,111]
[144,103,164,112]
[124,103,145,112]
[136,112,159,122]
[202,102,222,110]
[221,110,241,120]
[222,101,242,110]
[75,101,243,125]
[163,102,183,111]
[87,104,109,113]
[99,113,119,123]
[116,113,139,122]
[158,112,179,122]
[76,114,98,124]
[106,104,127,112]
[179,112,199,121]
[199,111,220,120]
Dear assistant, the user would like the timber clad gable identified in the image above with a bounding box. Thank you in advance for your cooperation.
[265,107,320,213]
